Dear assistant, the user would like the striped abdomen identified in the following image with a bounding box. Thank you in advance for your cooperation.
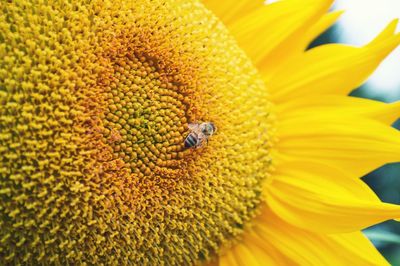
[184,132,199,148]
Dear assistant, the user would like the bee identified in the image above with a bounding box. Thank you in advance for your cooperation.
[184,122,217,149]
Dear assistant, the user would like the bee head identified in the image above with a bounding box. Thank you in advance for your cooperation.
[209,122,216,133]
[202,122,216,136]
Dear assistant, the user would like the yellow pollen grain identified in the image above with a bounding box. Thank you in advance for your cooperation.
[0,0,273,265]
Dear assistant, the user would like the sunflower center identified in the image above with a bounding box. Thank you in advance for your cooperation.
[91,8,274,260]
[0,0,274,265]
[103,51,189,177]
[94,39,270,264]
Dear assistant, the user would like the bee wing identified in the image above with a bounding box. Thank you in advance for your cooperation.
[188,123,200,131]
[196,134,209,148]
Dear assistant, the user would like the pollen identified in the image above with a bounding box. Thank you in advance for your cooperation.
[0,0,273,265]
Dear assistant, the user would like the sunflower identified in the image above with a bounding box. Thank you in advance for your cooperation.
[1,0,400,265]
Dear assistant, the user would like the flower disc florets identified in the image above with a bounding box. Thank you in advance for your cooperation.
[0,0,273,264]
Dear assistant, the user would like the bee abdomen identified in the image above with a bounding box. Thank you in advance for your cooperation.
[184,133,198,148]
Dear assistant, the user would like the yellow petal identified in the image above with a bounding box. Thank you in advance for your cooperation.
[219,242,279,266]
[276,95,400,125]
[329,232,390,266]
[246,207,390,265]
[269,21,400,103]
[300,10,344,51]
[260,10,343,80]
[218,208,390,265]
[368,19,399,45]
[234,243,276,266]
[264,160,400,233]
[275,114,400,177]
[202,0,263,26]
[219,249,240,266]
[229,0,333,65]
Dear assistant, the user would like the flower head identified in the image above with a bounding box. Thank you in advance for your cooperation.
[1,0,400,265]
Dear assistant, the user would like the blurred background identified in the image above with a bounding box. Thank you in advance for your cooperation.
[311,0,400,264]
